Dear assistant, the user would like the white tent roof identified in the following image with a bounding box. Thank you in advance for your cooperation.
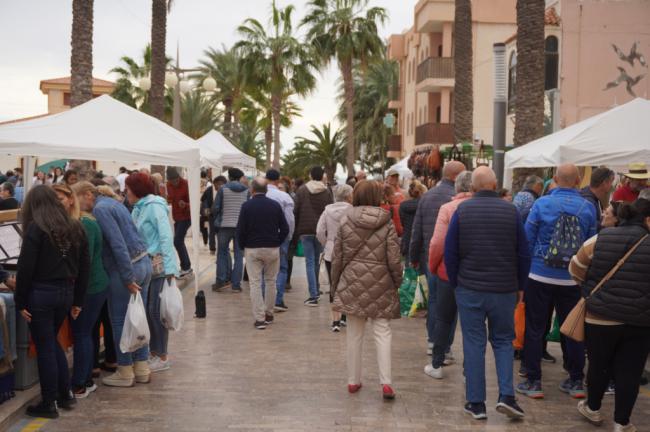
[505,98,650,181]
[385,155,413,179]
[0,95,203,294]
[196,130,256,173]
[0,95,201,167]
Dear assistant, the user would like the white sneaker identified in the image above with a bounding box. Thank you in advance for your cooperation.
[443,351,455,366]
[426,342,433,356]
[149,357,170,373]
[577,400,603,425]
[614,423,637,432]
[424,364,443,379]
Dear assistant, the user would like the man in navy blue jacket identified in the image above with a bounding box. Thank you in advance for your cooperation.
[445,166,531,421]
[236,177,289,330]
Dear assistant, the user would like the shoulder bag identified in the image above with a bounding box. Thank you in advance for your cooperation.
[560,234,648,342]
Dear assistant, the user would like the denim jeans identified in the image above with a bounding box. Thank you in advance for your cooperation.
[28,281,74,403]
[300,235,322,299]
[217,227,243,289]
[431,278,457,368]
[423,266,438,343]
[71,290,107,387]
[147,277,168,356]
[456,286,517,403]
[174,219,192,271]
[524,278,585,382]
[274,239,290,305]
[0,292,16,360]
[107,257,151,366]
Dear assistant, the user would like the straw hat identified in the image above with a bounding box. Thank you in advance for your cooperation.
[621,162,650,180]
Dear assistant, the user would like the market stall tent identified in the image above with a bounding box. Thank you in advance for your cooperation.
[385,155,413,179]
[504,98,650,186]
[196,130,256,174]
[0,95,203,294]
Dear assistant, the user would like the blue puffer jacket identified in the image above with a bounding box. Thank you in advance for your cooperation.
[93,196,147,285]
[132,194,179,277]
[525,188,598,281]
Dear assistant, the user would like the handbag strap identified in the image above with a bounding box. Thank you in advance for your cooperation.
[587,234,648,299]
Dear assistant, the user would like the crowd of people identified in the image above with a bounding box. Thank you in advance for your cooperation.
[1,159,649,431]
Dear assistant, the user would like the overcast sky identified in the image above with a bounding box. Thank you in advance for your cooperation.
[0,0,417,153]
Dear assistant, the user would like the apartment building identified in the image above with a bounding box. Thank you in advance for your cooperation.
[386,0,518,159]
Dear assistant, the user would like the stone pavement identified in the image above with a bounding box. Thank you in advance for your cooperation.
[6,251,650,431]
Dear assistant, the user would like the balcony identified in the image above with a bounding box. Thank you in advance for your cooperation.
[415,0,454,33]
[416,57,455,92]
[415,123,454,146]
[388,85,401,110]
[387,135,402,158]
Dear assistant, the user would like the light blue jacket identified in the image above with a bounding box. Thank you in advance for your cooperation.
[131,194,179,277]
[525,188,598,281]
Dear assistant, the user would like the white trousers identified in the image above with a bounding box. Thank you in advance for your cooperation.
[346,315,392,385]
[245,247,280,322]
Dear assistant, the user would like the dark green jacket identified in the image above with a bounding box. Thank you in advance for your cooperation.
[81,216,108,295]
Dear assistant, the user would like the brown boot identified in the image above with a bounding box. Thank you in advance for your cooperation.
[102,365,135,387]
[134,361,151,384]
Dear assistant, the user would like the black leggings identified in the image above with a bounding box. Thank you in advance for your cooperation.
[585,323,650,425]
[92,300,116,367]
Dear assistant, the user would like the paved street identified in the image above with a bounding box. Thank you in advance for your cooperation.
[7,251,650,431]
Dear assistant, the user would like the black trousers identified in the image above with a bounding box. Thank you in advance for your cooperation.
[585,323,650,425]
[92,300,116,367]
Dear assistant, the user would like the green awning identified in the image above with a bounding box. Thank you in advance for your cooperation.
[36,159,69,173]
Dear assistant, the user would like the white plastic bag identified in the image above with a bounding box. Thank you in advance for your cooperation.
[160,278,184,331]
[119,292,150,353]
[318,254,330,291]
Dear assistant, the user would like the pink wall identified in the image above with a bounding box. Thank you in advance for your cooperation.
[560,0,650,126]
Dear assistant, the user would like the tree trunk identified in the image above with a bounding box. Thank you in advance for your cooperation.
[149,0,167,120]
[513,0,546,191]
[264,124,273,170]
[70,0,94,179]
[223,98,233,140]
[341,59,356,177]
[271,92,282,170]
[325,166,335,185]
[232,110,241,148]
[453,0,473,144]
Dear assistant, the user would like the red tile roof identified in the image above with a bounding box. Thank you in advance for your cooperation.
[503,6,561,45]
[40,76,115,87]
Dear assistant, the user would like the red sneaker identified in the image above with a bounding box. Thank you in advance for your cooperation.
[348,383,362,394]
[382,385,395,400]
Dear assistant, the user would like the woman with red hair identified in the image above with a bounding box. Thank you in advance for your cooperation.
[125,173,178,372]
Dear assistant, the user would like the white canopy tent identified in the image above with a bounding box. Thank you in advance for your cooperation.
[504,98,650,186]
[196,130,256,175]
[385,155,413,179]
[0,95,204,294]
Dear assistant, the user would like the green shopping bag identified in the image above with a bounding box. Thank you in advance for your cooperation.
[546,315,561,342]
[399,267,418,316]
[295,240,304,257]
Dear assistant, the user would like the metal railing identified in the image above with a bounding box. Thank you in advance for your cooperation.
[388,135,402,152]
[415,123,454,146]
[416,57,454,84]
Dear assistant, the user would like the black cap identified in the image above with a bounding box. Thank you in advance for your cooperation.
[265,169,280,181]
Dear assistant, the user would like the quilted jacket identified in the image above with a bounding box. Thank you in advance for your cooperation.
[331,206,403,319]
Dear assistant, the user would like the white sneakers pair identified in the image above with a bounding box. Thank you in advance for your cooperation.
[148,356,171,373]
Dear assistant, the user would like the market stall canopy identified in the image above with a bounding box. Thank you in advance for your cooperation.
[505,98,650,185]
[196,130,256,174]
[0,95,203,294]
[385,155,413,179]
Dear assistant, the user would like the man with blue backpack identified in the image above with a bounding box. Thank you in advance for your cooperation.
[517,164,598,400]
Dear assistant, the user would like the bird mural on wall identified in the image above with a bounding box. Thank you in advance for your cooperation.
[604,42,647,97]
[604,67,646,97]
[612,42,647,68]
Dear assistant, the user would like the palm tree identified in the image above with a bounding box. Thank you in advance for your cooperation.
[70,0,94,178]
[197,45,247,144]
[290,123,346,181]
[236,1,318,169]
[149,0,173,120]
[109,45,173,118]
[453,0,473,144]
[237,121,268,170]
[180,89,218,139]
[302,0,387,177]
[513,0,546,190]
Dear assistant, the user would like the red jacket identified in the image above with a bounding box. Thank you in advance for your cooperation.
[612,184,639,203]
[167,178,190,221]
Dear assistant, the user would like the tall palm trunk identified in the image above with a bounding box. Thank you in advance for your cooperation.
[223,98,233,140]
[70,0,94,179]
[271,92,282,169]
[149,0,167,120]
[453,0,473,144]
[341,59,355,177]
[513,0,546,191]
[264,124,273,170]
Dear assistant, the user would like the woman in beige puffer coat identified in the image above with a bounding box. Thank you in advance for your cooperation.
[331,180,403,401]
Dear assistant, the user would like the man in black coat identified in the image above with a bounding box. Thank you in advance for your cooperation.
[200,176,227,254]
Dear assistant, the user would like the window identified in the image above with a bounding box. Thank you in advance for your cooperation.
[545,36,559,90]
[436,106,441,123]
[412,59,416,82]
[407,61,411,83]
[63,92,71,106]
[507,51,517,113]
[438,45,443,57]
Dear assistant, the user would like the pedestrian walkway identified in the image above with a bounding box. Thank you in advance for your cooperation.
[7,253,650,431]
